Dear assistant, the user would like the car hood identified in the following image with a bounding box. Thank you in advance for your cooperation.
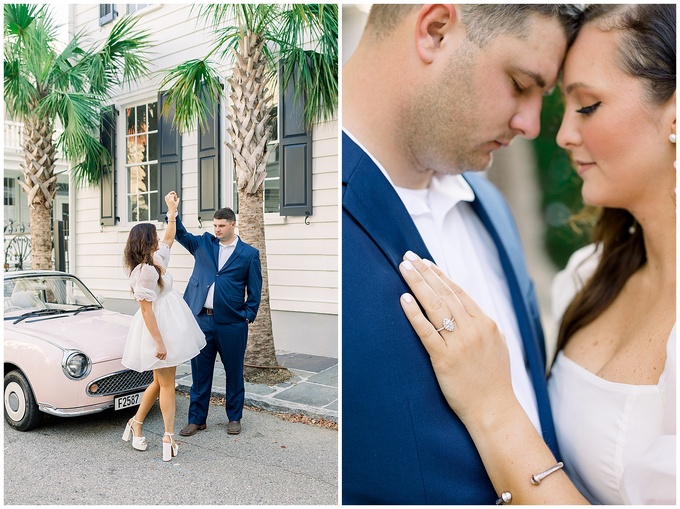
[5,310,133,363]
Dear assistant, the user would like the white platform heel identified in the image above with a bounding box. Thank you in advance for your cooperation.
[122,418,148,451]
[163,432,178,461]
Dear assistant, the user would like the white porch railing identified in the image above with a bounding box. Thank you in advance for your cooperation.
[4,120,66,156]
[4,121,25,155]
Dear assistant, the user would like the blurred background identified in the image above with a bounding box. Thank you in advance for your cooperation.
[342,4,591,356]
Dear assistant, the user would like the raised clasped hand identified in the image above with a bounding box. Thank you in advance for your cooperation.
[398,250,516,426]
[165,191,179,212]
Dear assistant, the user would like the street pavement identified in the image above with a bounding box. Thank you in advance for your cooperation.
[4,392,338,505]
[175,351,338,423]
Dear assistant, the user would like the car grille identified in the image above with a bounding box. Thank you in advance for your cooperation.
[87,370,154,396]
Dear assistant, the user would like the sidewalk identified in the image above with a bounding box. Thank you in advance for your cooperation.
[175,351,338,423]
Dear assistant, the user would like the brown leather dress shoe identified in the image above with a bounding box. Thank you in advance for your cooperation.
[179,423,206,436]
[227,420,241,435]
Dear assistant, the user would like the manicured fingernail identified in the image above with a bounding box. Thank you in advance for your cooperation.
[404,251,417,261]
[423,259,432,267]
[401,293,413,303]
[401,260,414,270]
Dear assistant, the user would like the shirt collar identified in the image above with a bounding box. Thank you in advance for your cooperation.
[219,235,238,248]
[342,127,475,217]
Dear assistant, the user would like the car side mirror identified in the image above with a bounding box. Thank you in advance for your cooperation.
[96,294,106,305]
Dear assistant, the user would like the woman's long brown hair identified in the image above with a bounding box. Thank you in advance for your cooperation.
[553,4,675,363]
[123,223,164,291]
[553,209,645,362]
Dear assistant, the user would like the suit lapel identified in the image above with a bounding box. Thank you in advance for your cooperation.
[342,132,432,271]
[219,238,244,272]
[212,237,220,270]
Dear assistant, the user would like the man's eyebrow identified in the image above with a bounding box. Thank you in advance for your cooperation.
[514,66,546,89]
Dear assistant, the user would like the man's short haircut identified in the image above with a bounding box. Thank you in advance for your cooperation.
[366,4,421,38]
[367,4,582,47]
[214,207,236,222]
[460,5,583,48]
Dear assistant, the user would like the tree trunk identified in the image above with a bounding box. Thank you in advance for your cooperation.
[19,117,57,270]
[238,188,278,365]
[227,31,292,384]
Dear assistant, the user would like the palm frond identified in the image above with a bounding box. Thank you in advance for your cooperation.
[3,4,45,38]
[67,134,109,187]
[83,15,152,95]
[160,58,223,133]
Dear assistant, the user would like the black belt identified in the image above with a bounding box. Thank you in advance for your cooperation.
[202,307,214,316]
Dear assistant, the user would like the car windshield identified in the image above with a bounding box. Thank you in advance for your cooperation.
[4,274,102,318]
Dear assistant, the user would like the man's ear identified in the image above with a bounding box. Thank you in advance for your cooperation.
[415,4,459,64]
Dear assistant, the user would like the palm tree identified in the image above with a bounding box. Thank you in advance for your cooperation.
[162,4,337,383]
[4,4,152,269]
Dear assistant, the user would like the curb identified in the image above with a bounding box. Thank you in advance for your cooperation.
[175,381,338,424]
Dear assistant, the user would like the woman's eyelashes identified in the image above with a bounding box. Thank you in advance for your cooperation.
[576,101,602,115]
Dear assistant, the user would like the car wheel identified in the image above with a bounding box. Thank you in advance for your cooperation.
[4,370,41,431]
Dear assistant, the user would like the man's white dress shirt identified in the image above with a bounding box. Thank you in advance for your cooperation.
[345,130,542,432]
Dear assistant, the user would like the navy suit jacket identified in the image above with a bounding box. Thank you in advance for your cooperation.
[175,215,262,325]
[342,132,559,504]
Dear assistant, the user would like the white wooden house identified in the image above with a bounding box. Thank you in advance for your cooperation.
[65,4,338,357]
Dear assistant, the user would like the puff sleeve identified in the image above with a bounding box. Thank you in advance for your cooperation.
[130,263,159,302]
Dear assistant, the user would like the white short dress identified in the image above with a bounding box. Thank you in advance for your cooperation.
[122,242,206,372]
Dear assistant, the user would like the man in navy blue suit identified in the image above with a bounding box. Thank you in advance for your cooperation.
[342,5,582,504]
[172,205,262,437]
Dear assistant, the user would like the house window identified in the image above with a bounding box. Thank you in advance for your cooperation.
[263,107,280,214]
[125,101,158,222]
[99,4,116,26]
[4,178,15,207]
[127,4,149,14]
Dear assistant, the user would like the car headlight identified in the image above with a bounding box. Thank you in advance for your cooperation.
[62,351,92,380]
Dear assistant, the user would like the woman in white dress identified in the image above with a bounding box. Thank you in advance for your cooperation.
[398,4,675,504]
[121,192,206,461]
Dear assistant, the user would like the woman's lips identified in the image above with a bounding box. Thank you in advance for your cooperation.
[575,160,595,175]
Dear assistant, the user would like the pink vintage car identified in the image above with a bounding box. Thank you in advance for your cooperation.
[4,271,152,431]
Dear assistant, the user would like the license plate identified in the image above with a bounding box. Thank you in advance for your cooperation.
[114,392,143,410]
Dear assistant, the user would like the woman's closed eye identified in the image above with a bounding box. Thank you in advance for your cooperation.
[576,101,601,115]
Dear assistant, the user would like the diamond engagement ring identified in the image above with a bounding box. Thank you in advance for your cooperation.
[435,317,455,333]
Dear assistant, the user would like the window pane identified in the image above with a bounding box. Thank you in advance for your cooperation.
[136,105,147,133]
[149,190,159,219]
[264,187,279,214]
[4,178,15,206]
[148,102,157,132]
[147,132,158,161]
[137,194,149,221]
[149,163,158,194]
[127,135,144,164]
[129,195,138,222]
[127,107,135,134]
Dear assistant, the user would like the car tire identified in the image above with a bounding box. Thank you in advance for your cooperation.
[4,370,41,431]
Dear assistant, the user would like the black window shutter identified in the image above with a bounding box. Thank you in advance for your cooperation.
[100,105,117,226]
[197,89,220,223]
[279,65,313,217]
[157,92,182,222]
[99,4,116,26]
